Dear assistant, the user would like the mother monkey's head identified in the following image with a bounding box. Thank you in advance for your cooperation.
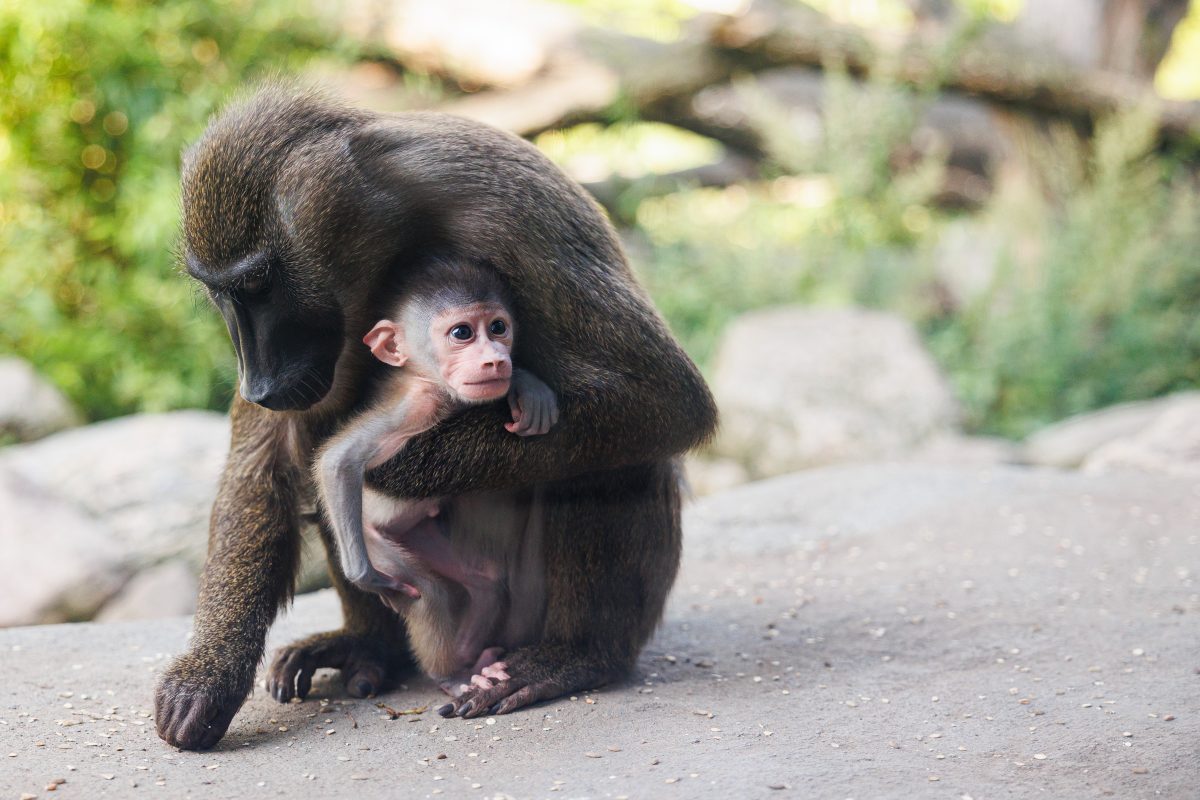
[180,89,408,412]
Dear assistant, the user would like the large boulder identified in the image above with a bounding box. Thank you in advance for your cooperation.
[710,307,961,477]
[1084,396,1200,478]
[0,411,229,568]
[1,410,334,614]
[94,560,198,622]
[0,357,80,443]
[0,468,128,626]
[1022,392,1200,469]
[10,463,1198,798]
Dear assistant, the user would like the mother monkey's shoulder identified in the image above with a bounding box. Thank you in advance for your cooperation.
[155,84,716,751]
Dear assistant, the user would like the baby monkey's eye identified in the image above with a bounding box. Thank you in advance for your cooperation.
[450,324,473,341]
[489,319,508,336]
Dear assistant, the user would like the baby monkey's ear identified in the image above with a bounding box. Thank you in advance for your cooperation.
[363,320,408,367]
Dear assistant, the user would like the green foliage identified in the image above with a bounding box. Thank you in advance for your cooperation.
[3,0,1196,442]
[0,0,347,419]
[624,74,1200,438]
[631,70,942,367]
[929,110,1200,437]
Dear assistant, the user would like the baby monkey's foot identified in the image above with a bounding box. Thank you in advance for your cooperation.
[352,568,420,600]
[437,647,507,699]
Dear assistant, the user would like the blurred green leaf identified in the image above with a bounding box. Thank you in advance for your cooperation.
[0,0,350,419]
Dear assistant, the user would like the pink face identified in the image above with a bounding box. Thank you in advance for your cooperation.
[429,302,514,402]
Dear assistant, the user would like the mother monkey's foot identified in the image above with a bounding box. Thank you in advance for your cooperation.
[266,629,413,703]
[436,644,618,719]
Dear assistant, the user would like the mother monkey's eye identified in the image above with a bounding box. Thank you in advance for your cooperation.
[449,324,473,341]
[239,271,269,298]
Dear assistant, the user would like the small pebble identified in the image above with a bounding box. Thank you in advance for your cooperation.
[1132,767,1149,775]
[1034,754,1047,760]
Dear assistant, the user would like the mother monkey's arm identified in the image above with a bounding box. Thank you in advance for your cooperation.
[352,115,718,497]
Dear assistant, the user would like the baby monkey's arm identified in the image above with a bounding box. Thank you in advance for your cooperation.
[316,387,443,596]
[505,368,560,437]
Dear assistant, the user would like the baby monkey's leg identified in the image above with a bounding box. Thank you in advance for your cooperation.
[400,520,505,668]
[438,647,507,698]
[363,495,444,605]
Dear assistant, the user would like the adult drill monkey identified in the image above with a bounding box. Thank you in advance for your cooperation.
[154,85,717,751]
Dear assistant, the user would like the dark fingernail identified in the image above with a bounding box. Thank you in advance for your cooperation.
[487,702,503,716]
[437,704,454,718]
[458,701,474,717]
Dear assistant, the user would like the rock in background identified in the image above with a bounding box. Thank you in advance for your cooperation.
[94,561,199,622]
[1021,392,1200,471]
[710,306,961,478]
[0,468,128,626]
[1083,395,1200,478]
[1,411,230,568]
[0,357,81,443]
[0,410,332,625]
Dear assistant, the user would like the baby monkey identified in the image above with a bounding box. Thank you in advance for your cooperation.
[315,257,558,682]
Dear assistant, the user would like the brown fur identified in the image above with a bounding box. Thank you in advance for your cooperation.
[154,84,716,750]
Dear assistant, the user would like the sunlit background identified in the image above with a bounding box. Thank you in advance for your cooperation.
[3,0,1200,624]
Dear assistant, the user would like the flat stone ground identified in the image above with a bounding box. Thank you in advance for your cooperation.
[1,464,1197,800]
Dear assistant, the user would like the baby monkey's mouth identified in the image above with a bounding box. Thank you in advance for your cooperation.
[460,377,511,401]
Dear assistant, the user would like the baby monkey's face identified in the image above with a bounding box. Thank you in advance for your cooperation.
[430,301,515,403]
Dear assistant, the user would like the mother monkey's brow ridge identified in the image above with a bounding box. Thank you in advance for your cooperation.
[154,83,717,751]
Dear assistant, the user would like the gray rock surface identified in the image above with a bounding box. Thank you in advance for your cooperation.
[0,468,128,627]
[94,561,199,623]
[2,463,1197,798]
[1084,396,1200,478]
[0,411,229,569]
[1022,392,1200,469]
[907,432,1020,465]
[0,357,80,443]
[712,307,961,477]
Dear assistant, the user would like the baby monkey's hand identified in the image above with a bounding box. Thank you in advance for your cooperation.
[505,368,559,437]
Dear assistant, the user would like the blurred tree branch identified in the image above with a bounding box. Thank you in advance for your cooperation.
[712,2,1200,143]
[418,2,1200,144]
